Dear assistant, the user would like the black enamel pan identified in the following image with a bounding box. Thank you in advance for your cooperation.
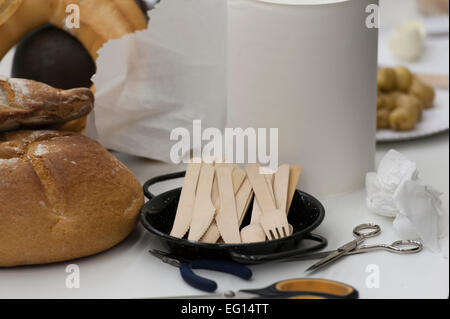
[140,171,327,265]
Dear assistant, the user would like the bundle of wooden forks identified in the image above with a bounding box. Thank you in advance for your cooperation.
[170,161,301,244]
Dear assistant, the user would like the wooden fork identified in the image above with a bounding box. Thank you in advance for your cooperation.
[245,164,290,240]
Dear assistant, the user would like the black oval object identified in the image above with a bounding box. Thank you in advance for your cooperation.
[12,25,96,90]
[141,172,327,264]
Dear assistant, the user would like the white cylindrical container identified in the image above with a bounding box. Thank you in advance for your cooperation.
[228,0,379,196]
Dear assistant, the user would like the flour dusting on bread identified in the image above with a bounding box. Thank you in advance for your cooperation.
[9,78,30,96]
[0,86,7,106]
[34,144,49,156]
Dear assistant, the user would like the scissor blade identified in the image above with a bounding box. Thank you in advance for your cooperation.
[164,291,259,299]
[285,250,337,261]
[305,249,347,273]
[149,249,165,260]
[148,249,181,268]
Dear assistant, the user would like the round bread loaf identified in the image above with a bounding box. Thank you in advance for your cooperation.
[0,130,144,267]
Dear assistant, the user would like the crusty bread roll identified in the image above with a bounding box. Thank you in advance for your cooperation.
[0,130,144,267]
[0,77,94,132]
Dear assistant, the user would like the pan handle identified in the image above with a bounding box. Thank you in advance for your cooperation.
[229,233,327,264]
[143,171,186,200]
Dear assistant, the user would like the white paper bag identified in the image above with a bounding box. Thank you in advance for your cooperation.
[87,0,227,161]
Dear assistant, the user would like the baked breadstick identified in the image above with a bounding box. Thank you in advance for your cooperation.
[0,77,94,132]
[389,95,423,131]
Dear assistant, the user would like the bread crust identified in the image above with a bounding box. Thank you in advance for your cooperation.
[0,0,148,60]
[0,130,144,267]
[0,77,94,132]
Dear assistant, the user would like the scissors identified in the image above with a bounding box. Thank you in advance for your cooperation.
[171,278,359,299]
[299,223,423,273]
[149,249,253,292]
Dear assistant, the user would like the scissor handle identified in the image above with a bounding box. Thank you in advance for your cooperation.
[387,240,423,254]
[353,223,381,239]
[241,278,359,299]
[351,240,423,255]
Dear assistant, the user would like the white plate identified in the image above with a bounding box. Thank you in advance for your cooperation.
[377,89,449,142]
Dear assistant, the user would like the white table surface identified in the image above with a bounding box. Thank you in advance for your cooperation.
[0,1,449,299]
[0,139,448,299]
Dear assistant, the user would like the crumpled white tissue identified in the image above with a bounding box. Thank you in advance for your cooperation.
[366,150,443,252]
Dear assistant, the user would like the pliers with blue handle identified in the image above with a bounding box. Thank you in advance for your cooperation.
[149,249,253,292]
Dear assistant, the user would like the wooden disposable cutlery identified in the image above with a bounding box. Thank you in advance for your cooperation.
[215,164,242,244]
[200,166,247,243]
[188,163,216,241]
[246,164,290,240]
[240,173,273,243]
[172,161,301,244]
[170,161,202,238]
[287,165,302,212]
[274,164,290,213]
[273,164,293,236]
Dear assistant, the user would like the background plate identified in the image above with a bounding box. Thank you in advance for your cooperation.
[376,89,449,142]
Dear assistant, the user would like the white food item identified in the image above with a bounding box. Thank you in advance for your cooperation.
[388,21,426,62]
[366,149,443,252]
